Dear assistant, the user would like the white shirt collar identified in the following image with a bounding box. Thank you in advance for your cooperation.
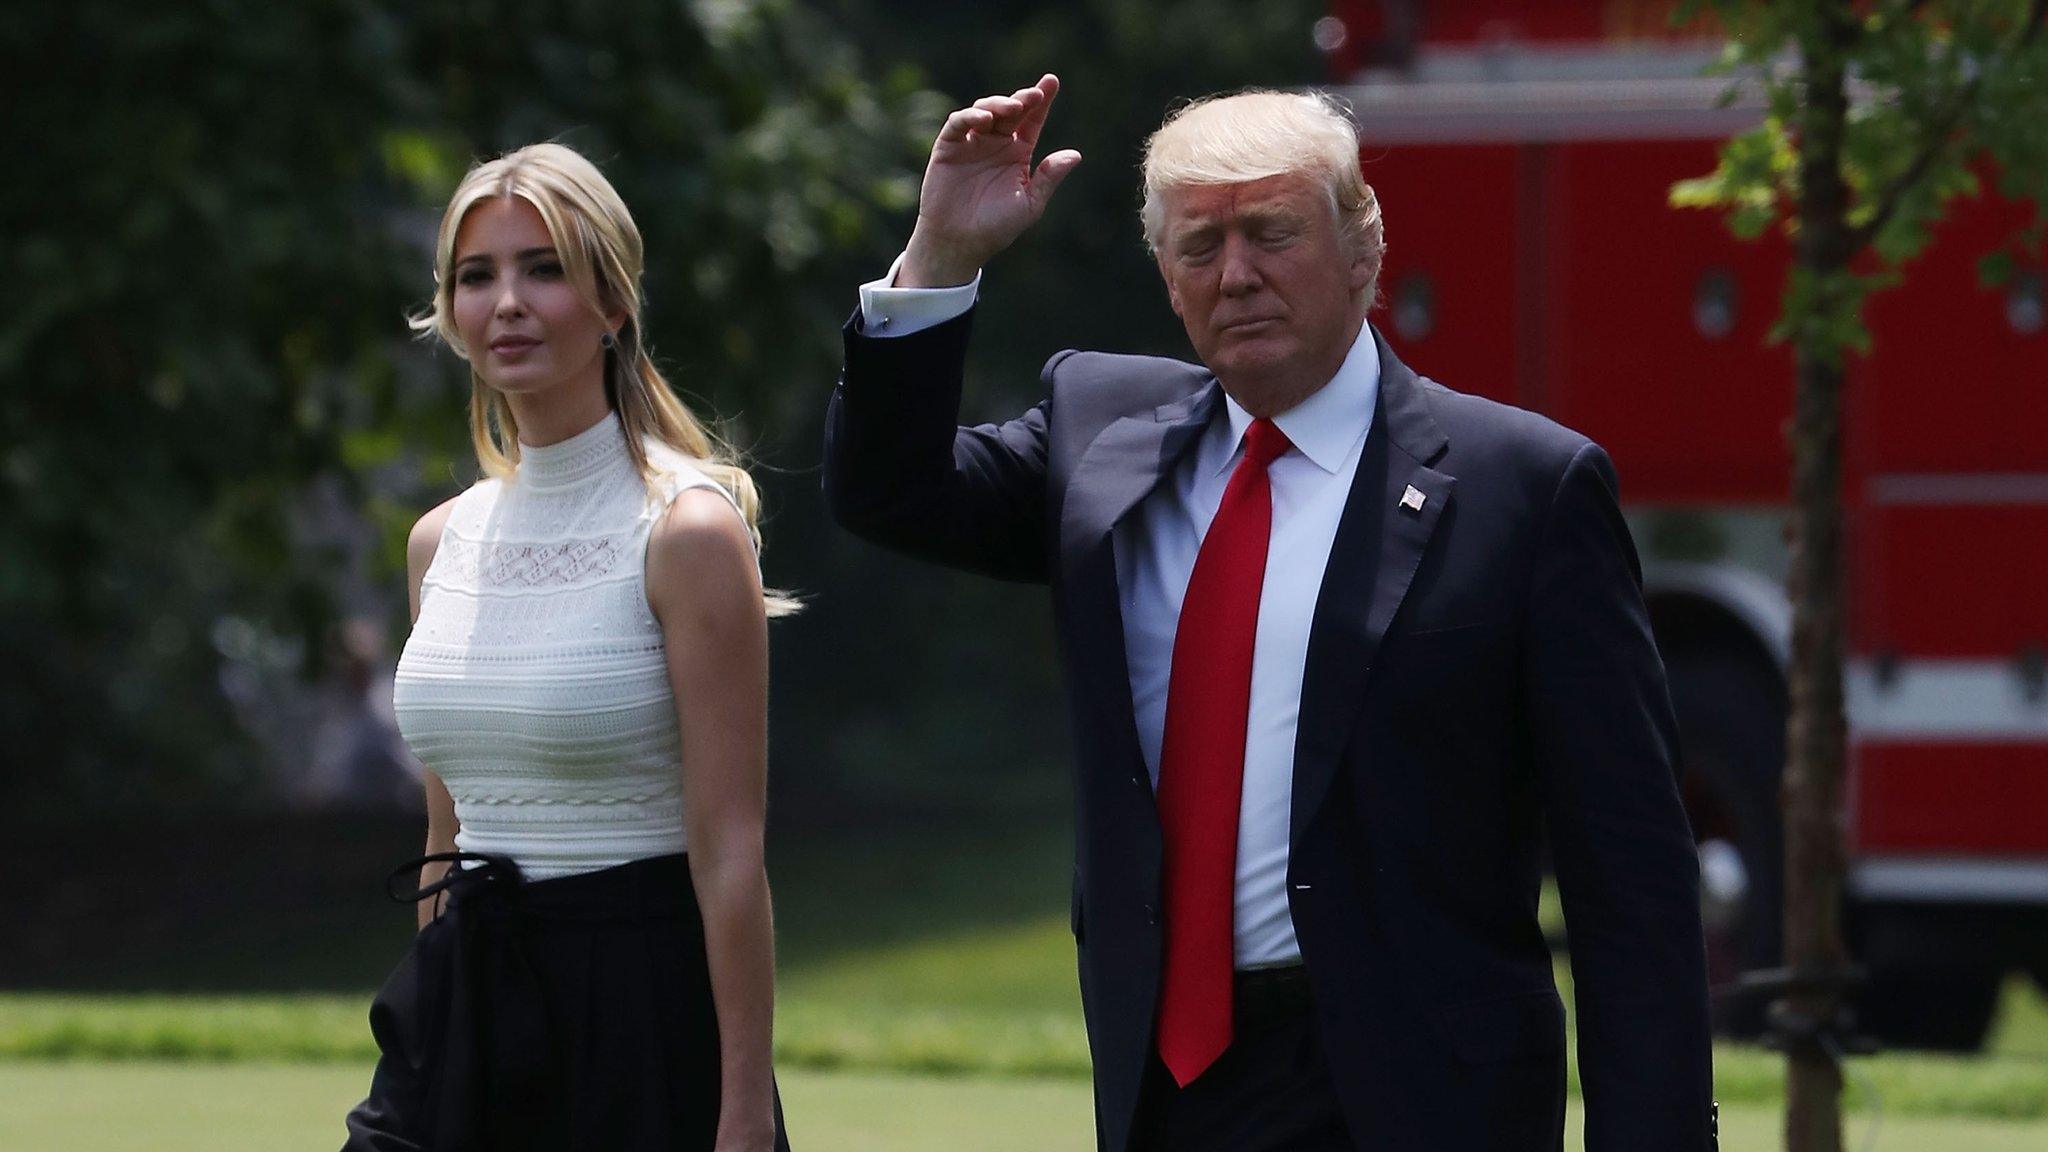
[1214,322,1381,475]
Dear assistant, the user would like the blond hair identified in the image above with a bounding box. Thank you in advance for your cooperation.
[1140,90,1386,302]
[413,142,796,616]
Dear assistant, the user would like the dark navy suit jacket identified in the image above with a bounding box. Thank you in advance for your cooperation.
[824,308,1715,1152]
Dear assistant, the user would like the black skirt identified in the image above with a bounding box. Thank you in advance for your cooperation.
[342,852,790,1152]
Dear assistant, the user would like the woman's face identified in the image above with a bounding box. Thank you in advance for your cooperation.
[449,196,615,398]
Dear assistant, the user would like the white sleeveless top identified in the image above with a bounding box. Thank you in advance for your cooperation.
[393,412,743,881]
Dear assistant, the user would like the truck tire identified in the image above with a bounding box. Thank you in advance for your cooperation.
[1854,969,2001,1052]
[1665,649,1786,1038]
[1849,905,2006,1052]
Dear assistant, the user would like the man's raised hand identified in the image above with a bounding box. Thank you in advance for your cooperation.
[898,74,1083,289]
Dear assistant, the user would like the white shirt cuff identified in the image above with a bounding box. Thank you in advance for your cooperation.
[857,252,980,338]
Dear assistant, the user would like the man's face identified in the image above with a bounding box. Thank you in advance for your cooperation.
[1153,173,1372,410]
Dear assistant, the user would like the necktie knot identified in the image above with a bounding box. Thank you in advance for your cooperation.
[1242,418,1292,471]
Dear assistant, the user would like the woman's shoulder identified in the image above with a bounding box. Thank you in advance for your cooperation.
[639,438,746,518]
[645,485,763,630]
[406,494,462,577]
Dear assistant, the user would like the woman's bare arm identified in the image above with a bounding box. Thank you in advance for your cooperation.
[646,487,777,1152]
[407,497,461,930]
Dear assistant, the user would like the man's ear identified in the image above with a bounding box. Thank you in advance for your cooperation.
[1156,254,1184,318]
[1347,236,1377,297]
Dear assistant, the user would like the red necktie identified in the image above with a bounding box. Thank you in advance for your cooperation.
[1155,416,1293,1087]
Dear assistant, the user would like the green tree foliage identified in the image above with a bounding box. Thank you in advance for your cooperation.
[1673,0,2048,356]
[2,0,931,813]
[2,0,1326,818]
[1670,5,2045,1148]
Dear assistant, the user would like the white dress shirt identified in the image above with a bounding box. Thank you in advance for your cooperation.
[861,261,1380,968]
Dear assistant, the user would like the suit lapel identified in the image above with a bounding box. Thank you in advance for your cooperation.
[1290,329,1453,843]
[1060,384,1221,556]
[1060,383,1221,797]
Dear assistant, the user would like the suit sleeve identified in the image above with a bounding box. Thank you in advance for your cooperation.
[1523,442,1715,1152]
[823,306,1052,583]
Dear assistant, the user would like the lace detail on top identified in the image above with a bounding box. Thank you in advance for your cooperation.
[431,536,625,588]
[393,412,745,881]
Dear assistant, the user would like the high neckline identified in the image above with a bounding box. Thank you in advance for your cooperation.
[517,410,627,489]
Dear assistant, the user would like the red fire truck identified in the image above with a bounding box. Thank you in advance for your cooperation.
[1320,1,2048,1049]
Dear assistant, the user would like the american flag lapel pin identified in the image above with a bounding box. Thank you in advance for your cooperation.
[1400,484,1426,513]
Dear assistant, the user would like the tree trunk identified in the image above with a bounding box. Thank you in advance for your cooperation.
[1783,6,1858,1152]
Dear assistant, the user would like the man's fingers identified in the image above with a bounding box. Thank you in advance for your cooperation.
[1028,149,1083,212]
[937,76,1060,152]
[972,93,1030,135]
[936,107,996,143]
[1014,74,1060,147]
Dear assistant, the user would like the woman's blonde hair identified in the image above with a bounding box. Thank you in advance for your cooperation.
[1140,90,1386,304]
[413,142,796,616]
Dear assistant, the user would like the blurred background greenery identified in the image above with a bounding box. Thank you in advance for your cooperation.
[1,0,1319,822]
[4,0,1320,1084]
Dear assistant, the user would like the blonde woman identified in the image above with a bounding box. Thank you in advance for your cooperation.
[343,143,791,1152]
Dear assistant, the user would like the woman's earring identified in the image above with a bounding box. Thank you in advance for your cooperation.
[601,330,617,350]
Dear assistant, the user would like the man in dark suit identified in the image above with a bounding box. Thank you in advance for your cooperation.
[824,74,1716,1152]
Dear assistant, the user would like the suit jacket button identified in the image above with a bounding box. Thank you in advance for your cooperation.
[1144,903,1158,925]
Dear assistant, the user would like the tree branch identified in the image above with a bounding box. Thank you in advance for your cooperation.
[1845,0,2048,254]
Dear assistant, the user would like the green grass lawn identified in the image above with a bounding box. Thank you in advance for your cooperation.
[7,814,2048,1131]
[6,957,2046,1121]
[2,1063,2046,1152]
